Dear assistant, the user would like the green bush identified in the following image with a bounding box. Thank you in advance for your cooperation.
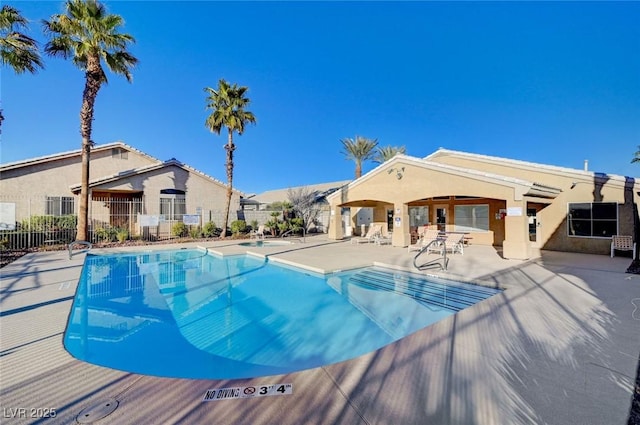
[172,222,187,237]
[277,221,290,233]
[290,218,304,231]
[189,226,202,239]
[20,215,77,231]
[265,219,278,236]
[116,228,129,243]
[250,219,259,232]
[203,221,218,237]
[95,227,117,242]
[230,220,247,235]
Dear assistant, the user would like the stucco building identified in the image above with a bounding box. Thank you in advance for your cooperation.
[327,149,638,260]
[0,142,241,240]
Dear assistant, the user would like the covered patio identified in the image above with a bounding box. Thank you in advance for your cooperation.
[327,155,559,260]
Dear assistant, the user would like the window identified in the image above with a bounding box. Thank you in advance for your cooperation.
[454,204,489,232]
[160,189,185,220]
[111,148,128,160]
[409,206,429,227]
[46,196,75,216]
[568,202,617,238]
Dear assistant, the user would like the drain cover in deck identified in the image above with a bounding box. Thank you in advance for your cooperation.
[76,398,119,423]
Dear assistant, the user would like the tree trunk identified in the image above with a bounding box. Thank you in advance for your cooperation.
[76,58,102,241]
[77,143,91,241]
[221,129,235,238]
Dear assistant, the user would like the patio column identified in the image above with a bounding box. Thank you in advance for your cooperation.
[328,205,344,240]
[502,198,531,260]
[392,203,410,247]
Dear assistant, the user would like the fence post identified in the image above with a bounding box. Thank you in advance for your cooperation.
[27,197,31,248]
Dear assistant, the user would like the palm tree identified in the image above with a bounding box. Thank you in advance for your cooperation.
[204,79,256,238]
[632,146,640,164]
[373,145,406,164]
[0,5,43,73]
[43,0,137,242]
[0,4,44,131]
[341,136,378,178]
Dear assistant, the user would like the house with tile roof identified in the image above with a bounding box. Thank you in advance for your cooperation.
[327,148,638,260]
[0,142,241,241]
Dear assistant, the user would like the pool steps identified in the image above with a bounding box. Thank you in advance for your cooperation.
[348,268,500,312]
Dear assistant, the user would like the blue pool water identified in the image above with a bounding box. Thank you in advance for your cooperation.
[64,249,501,379]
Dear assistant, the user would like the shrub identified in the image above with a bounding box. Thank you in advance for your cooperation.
[250,219,259,232]
[172,222,187,237]
[265,219,278,236]
[20,214,77,231]
[277,221,290,234]
[290,218,304,231]
[230,220,247,235]
[203,221,218,237]
[116,228,129,243]
[95,227,117,242]
[189,226,202,239]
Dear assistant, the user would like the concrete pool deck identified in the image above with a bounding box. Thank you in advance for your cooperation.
[1,235,638,424]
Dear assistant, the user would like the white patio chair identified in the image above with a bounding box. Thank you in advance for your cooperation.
[351,224,382,244]
[251,225,265,240]
[611,235,636,258]
[408,229,441,253]
[444,233,465,255]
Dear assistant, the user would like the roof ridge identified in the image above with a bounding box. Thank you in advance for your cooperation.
[426,148,632,181]
[0,141,162,170]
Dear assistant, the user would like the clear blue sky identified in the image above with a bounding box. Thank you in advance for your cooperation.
[2,1,639,194]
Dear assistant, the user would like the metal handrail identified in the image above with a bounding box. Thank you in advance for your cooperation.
[280,227,306,243]
[413,237,448,271]
[68,240,92,259]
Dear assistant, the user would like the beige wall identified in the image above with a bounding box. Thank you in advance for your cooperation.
[0,147,156,200]
[329,154,638,258]
[329,160,525,255]
[430,154,636,254]
[0,147,240,227]
[93,165,239,216]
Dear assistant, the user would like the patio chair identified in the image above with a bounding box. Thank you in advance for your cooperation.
[611,235,636,258]
[251,225,265,240]
[444,233,465,255]
[408,229,441,253]
[351,224,382,244]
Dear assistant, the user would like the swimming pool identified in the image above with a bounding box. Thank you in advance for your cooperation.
[64,249,501,379]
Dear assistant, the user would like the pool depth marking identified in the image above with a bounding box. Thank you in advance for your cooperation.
[202,384,293,401]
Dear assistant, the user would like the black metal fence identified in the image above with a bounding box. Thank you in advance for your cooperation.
[0,195,195,249]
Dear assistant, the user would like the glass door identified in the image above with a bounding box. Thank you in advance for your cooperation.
[435,206,447,232]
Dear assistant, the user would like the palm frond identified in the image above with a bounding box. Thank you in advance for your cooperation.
[43,0,136,81]
[632,145,640,164]
[0,5,43,74]
[373,145,406,164]
[204,79,256,136]
[340,136,378,161]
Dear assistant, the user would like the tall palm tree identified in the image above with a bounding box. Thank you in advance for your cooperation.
[0,4,44,131]
[341,135,378,178]
[204,79,256,238]
[632,146,640,164]
[43,0,137,242]
[373,145,406,164]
